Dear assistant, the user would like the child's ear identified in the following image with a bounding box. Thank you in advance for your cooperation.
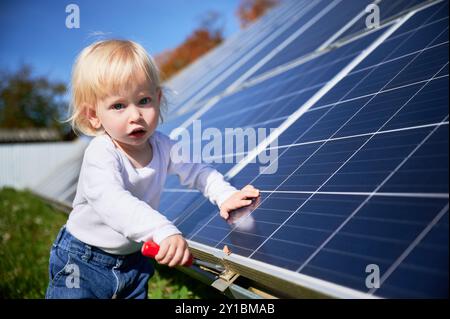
[85,104,102,129]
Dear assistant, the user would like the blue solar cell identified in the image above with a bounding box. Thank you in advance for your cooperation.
[159,190,202,221]
[353,1,448,71]
[377,211,448,298]
[382,77,448,130]
[320,129,439,192]
[302,197,449,298]
[379,125,449,194]
[334,0,433,42]
[249,0,373,79]
[250,238,316,271]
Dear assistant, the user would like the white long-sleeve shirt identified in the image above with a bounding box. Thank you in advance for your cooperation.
[66,130,237,255]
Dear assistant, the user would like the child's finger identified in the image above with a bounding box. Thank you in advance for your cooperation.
[243,185,257,191]
[240,190,259,199]
[181,249,192,266]
[220,208,229,220]
[159,244,176,265]
[238,199,253,207]
[168,246,184,267]
[155,243,168,261]
[243,185,259,194]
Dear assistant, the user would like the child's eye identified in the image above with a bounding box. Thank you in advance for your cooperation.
[111,103,125,110]
[139,97,152,105]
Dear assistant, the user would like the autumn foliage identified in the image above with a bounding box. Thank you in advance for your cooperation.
[156,27,223,81]
[156,0,279,81]
[237,0,279,28]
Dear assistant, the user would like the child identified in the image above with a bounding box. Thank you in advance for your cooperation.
[45,39,260,299]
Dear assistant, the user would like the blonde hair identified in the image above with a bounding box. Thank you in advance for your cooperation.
[64,39,166,136]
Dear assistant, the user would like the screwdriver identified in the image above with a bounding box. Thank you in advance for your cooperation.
[141,241,225,272]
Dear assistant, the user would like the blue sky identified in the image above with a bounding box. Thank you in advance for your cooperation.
[0,0,241,85]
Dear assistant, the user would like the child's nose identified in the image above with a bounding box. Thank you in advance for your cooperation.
[128,104,141,120]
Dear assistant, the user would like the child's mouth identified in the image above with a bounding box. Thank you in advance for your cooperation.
[129,129,146,138]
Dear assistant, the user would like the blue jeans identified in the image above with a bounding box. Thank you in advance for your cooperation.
[45,226,154,299]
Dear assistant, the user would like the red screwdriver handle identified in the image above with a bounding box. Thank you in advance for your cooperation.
[141,241,160,258]
[141,241,193,267]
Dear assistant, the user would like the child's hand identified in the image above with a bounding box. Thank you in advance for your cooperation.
[155,234,192,267]
[219,185,260,220]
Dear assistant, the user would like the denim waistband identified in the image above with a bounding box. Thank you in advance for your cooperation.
[53,225,144,269]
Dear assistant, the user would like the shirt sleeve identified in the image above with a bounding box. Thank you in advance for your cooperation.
[81,140,181,245]
[162,133,238,208]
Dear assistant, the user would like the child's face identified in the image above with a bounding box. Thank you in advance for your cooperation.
[88,71,160,151]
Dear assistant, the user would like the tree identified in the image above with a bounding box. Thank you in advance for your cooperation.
[0,65,74,140]
[155,11,224,81]
[237,0,279,28]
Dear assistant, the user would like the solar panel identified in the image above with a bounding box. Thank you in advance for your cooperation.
[248,0,375,79]
[163,0,307,119]
[189,0,363,110]
[163,1,293,93]
[160,0,448,298]
[158,26,389,222]
[332,0,438,43]
[169,27,388,144]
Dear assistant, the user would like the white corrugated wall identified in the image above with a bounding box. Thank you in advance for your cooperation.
[0,137,89,204]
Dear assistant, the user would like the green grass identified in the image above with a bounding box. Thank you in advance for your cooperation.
[0,187,67,298]
[0,187,225,299]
